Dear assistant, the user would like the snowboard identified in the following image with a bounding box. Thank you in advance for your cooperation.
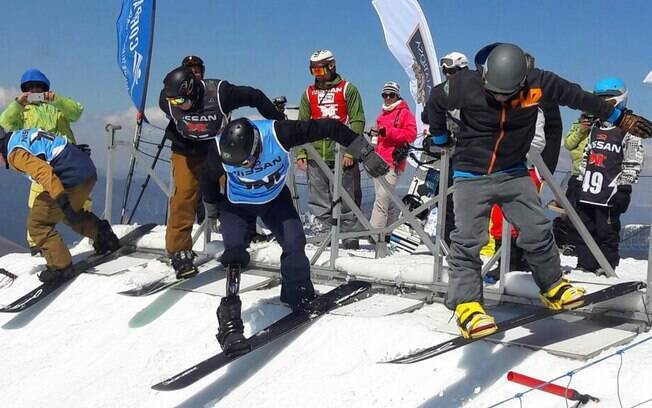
[0,223,156,313]
[382,281,645,364]
[152,280,373,391]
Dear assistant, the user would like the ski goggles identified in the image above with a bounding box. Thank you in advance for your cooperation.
[310,66,327,76]
[166,96,188,106]
[439,57,457,69]
[239,127,261,167]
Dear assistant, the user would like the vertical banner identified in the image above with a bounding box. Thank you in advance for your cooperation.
[116,0,156,121]
[644,70,652,84]
[372,0,441,147]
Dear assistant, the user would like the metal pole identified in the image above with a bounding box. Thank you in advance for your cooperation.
[104,124,121,224]
[499,219,511,295]
[329,146,343,270]
[119,116,144,224]
[433,147,451,283]
[530,153,616,277]
[647,193,652,310]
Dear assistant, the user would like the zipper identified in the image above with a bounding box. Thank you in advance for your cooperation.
[487,105,507,174]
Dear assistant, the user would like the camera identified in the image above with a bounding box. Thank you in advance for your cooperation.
[26,93,46,103]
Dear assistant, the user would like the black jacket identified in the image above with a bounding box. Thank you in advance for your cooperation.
[201,119,360,204]
[426,68,615,174]
[159,79,283,156]
[540,101,562,173]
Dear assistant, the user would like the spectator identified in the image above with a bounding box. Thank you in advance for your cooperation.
[296,50,365,249]
[369,82,417,232]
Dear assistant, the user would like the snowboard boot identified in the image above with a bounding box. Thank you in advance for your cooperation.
[280,283,317,313]
[540,279,585,311]
[216,296,250,357]
[38,264,76,284]
[455,301,498,339]
[93,220,120,255]
[170,250,199,279]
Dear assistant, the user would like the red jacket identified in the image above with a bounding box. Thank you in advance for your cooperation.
[374,99,417,171]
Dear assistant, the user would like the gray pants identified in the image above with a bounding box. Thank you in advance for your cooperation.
[446,171,562,310]
[370,168,401,229]
[307,159,362,233]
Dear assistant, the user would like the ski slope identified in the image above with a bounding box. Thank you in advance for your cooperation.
[0,225,651,408]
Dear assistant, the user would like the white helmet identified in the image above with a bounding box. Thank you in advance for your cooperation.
[440,51,469,69]
[310,49,335,63]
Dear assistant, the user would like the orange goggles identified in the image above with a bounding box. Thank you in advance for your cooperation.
[166,96,188,106]
[310,66,328,76]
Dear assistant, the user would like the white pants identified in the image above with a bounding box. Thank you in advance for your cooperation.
[370,168,402,229]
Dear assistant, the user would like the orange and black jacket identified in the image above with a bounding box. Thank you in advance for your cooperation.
[425,68,615,174]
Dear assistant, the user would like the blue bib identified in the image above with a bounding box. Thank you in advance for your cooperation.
[221,120,289,204]
[7,128,68,162]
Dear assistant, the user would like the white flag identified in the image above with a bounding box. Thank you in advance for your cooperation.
[372,0,441,148]
[644,70,652,84]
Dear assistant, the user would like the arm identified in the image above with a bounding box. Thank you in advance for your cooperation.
[425,83,451,144]
[0,101,26,131]
[49,94,84,122]
[220,81,284,120]
[576,138,591,181]
[620,133,644,185]
[199,143,225,204]
[564,121,589,151]
[7,149,65,198]
[295,91,311,160]
[528,107,546,157]
[344,83,365,136]
[539,70,614,121]
[275,119,359,150]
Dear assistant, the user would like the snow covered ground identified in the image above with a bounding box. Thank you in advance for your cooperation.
[0,225,651,408]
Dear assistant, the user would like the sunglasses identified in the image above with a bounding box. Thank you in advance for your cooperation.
[239,127,261,167]
[167,96,188,106]
[381,93,397,99]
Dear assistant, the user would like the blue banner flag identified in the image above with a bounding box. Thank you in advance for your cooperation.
[116,0,156,121]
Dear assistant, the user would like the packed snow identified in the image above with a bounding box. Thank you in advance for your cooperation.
[0,224,651,408]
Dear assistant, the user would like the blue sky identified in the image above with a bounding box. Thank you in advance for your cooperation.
[1,0,651,170]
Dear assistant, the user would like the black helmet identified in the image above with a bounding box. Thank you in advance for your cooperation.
[481,43,528,94]
[219,118,260,166]
[163,66,196,99]
[182,55,205,75]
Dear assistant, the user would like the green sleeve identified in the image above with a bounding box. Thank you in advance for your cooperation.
[345,83,365,135]
[563,122,588,150]
[295,92,311,160]
[50,94,84,123]
[0,100,26,131]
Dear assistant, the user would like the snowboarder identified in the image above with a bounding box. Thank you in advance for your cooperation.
[0,127,119,283]
[295,49,366,249]
[0,68,86,255]
[201,117,388,356]
[425,42,652,339]
[159,65,283,279]
[575,77,644,274]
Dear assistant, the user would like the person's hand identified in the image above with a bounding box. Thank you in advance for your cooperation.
[295,158,307,171]
[56,195,84,225]
[579,118,592,130]
[16,93,29,105]
[44,91,55,102]
[378,127,386,137]
[342,156,354,168]
[617,109,652,139]
[610,185,632,214]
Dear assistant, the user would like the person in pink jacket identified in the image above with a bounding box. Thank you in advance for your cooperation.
[370,81,417,229]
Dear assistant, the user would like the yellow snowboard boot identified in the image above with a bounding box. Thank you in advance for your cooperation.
[455,301,498,339]
[540,279,585,311]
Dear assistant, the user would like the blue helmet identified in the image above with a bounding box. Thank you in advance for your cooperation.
[20,69,50,92]
[593,76,628,109]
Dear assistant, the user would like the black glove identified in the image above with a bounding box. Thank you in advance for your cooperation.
[378,127,386,137]
[610,185,632,214]
[616,109,652,139]
[392,143,410,165]
[56,194,84,225]
[204,201,221,233]
[76,144,91,156]
[346,135,389,177]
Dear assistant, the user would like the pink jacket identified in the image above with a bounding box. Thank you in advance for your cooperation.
[374,99,417,171]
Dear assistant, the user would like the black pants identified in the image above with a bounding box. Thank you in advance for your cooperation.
[218,187,312,302]
[575,202,625,270]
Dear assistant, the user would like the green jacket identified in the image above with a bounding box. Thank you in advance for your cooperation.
[564,120,590,176]
[296,74,365,162]
[0,94,84,143]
